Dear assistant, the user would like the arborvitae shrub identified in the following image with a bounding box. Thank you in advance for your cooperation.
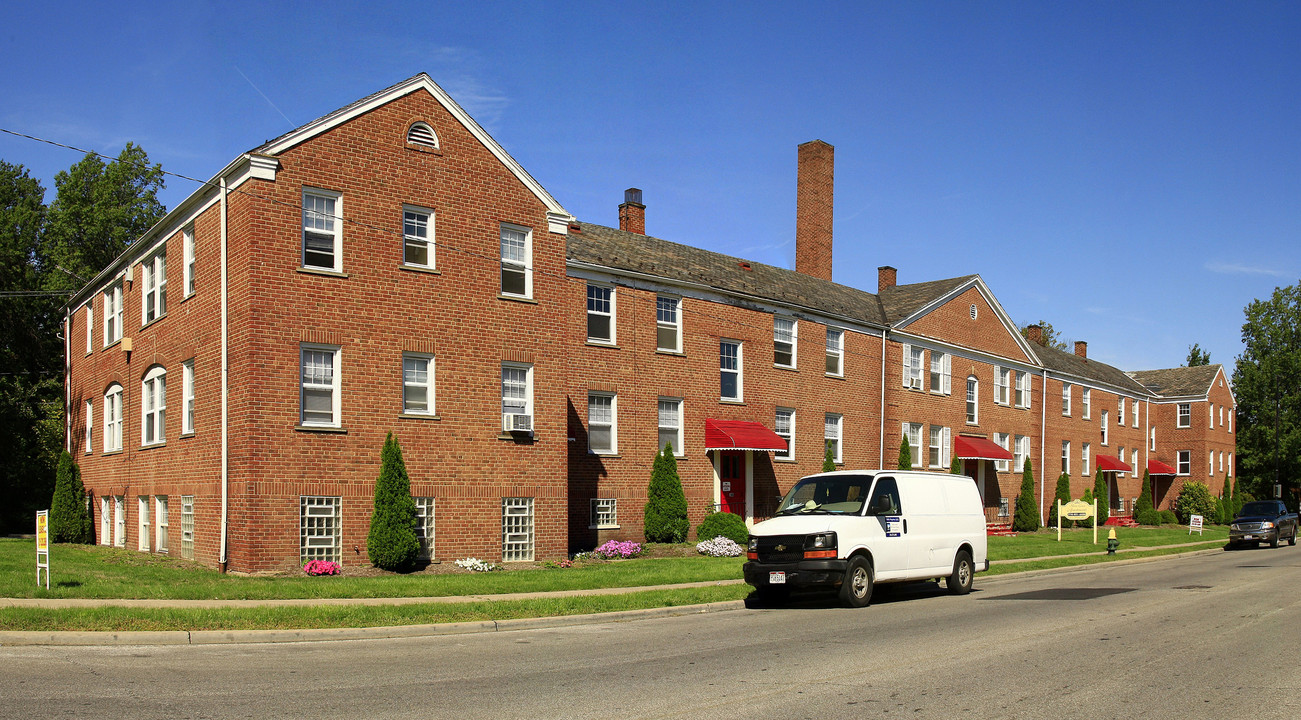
[645,443,689,543]
[1219,474,1234,524]
[823,443,836,473]
[1013,458,1040,532]
[898,437,912,471]
[696,511,748,544]
[1081,488,1096,530]
[49,451,92,543]
[1049,473,1072,529]
[366,433,421,571]
[951,456,962,474]
[1093,469,1110,524]
[1135,471,1154,518]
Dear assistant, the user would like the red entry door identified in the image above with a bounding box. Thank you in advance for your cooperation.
[720,451,746,516]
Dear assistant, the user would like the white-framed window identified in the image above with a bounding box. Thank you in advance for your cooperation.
[402,354,435,415]
[1229,409,1234,433]
[1150,427,1156,451]
[1133,449,1140,477]
[904,422,924,469]
[928,425,951,469]
[1082,388,1092,419]
[591,498,618,529]
[903,345,924,390]
[402,206,434,268]
[656,295,681,352]
[300,496,341,563]
[1229,453,1234,476]
[1209,451,1214,476]
[100,496,110,546]
[1062,440,1071,474]
[183,224,195,296]
[502,497,534,562]
[1014,435,1030,472]
[825,413,843,464]
[1117,496,1126,513]
[103,281,122,346]
[994,432,1010,472]
[1132,399,1139,428]
[930,351,951,395]
[1177,450,1190,476]
[774,317,797,368]
[500,223,531,298]
[1219,405,1224,427]
[966,377,979,424]
[104,383,123,452]
[1101,410,1109,446]
[113,495,125,548]
[1177,403,1190,428]
[586,283,615,344]
[302,188,342,271]
[658,397,684,456]
[300,345,341,427]
[825,328,843,376]
[414,497,436,560]
[587,393,617,455]
[1118,446,1126,476]
[84,304,93,354]
[994,366,1010,405]
[155,496,168,553]
[138,496,150,552]
[720,340,742,401]
[1218,451,1224,473]
[182,360,195,435]
[180,495,194,560]
[1062,383,1072,416]
[1014,371,1030,409]
[141,366,167,446]
[1082,442,1091,476]
[84,399,93,453]
[775,407,794,461]
[1119,398,1126,426]
[1209,403,1215,430]
[501,363,533,431]
[999,497,1009,517]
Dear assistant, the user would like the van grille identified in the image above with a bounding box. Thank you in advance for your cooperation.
[754,534,805,563]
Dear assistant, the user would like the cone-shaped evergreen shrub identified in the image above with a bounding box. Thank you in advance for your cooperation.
[1093,469,1110,523]
[367,433,421,571]
[49,451,92,543]
[1049,473,1071,529]
[1012,458,1040,531]
[1135,470,1157,525]
[898,437,912,470]
[696,511,748,544]
[951,456,962,474]
[823,443,836,472]
[1219,474,1233,524]
[645,443,689,543]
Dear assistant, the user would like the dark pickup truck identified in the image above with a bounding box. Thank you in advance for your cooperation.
[1228,500,1298,548]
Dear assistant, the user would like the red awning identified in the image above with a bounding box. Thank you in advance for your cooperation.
[953,436,1013,461]
[1096,454,1133,472]
[1147,459,1178,475]
[704,419,788,451]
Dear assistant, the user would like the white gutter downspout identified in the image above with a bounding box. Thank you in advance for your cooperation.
[879,331,887,469]
[64,311,71,453]
[219,176,229,572]
[1039,370,1048,526]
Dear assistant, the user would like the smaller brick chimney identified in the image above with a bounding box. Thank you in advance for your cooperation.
[1026,324,1043,345]
[1075,340,1088,358]
[878,266,897,293]
[619,188,645,235]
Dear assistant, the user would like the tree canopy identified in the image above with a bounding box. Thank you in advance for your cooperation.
[1233,281,1301,507]
[1185,343,1211,367]
[1020,320,1068,351]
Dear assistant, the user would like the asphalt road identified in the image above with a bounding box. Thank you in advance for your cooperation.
[3,547,1299,719]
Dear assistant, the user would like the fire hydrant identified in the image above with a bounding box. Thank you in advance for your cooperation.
[1106,528,1120,555]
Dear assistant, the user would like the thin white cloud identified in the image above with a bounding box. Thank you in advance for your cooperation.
[1205,261,1290,277]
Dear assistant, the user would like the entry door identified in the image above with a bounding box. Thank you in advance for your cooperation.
[719,451,746,516]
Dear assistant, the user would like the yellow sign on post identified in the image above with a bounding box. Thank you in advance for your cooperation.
[36,510,49,589]
[1058,499,1099,544]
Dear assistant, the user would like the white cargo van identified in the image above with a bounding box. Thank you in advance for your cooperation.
[743,470,989,607]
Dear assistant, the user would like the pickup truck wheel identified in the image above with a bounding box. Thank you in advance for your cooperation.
[1271,532,1280,548]
[839,556,873,608]
[1289,530,1297,546]
[946,550,974,595]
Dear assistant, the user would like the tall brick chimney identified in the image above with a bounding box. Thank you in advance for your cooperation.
[878,266,897,293]
[1075,340,1088,358]
[1026,324,1043,345]
[619,188,645,235]
[796,140,833,281]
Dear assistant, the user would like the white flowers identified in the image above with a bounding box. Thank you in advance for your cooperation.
[696,536,744,557]
[455,557,500,572]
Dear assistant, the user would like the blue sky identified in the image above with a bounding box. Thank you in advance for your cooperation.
[2,1,1297,374]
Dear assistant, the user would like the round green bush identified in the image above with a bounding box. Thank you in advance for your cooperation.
[1174,481,1217,524]
[1135,508,1162,526]
[696,511,748,545]
[1159,509,1178,524]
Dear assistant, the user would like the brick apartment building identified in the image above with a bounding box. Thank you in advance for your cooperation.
[63,74,1234,571]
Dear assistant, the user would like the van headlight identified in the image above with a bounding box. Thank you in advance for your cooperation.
[803,532,838,559]
[747,536,759,552]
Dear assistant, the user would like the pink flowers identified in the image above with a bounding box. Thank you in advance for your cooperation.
[303,560,341,576]
[589,540,643,559]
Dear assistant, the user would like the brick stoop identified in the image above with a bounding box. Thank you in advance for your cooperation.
[986,522,1017,537]
[1103,516,1140,528]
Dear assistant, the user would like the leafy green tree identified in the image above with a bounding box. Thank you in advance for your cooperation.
[898,437,912,471]
[49,451,92,543]
[366,433,420,571]
[645,443,689,543]
[823,443,836,472]
[1233,281,1301,506]
[1012,458,1040,531]
[1093,469,1110,524]
[1020,320,1068,351]
[1185,343,1211,367]
[1049,473,1072,529]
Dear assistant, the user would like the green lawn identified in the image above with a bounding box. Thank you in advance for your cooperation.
[988,524,1228,560]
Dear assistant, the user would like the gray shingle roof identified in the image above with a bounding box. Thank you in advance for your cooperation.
[1128,365,1222,398]
[1037,343,1154,396]
[878,276,978,324]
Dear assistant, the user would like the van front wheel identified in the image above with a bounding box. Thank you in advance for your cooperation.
[839,556,874,608]
[946,550,974,595]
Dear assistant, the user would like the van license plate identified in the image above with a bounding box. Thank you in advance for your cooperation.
[769,572,786,584]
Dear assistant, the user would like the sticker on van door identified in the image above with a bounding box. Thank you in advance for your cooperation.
[885,517,903,537]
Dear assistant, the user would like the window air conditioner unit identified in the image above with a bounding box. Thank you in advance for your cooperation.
[503,413,533,433]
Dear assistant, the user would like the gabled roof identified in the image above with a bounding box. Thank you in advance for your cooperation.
[1128,365,1224,399]
[567,222,887,327]
[1038,343,1153,396]
[878,276,977,324]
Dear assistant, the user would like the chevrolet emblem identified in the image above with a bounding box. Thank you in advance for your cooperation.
[774,544,786,552]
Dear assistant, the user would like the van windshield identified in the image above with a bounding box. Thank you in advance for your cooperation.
[776,475,873,515]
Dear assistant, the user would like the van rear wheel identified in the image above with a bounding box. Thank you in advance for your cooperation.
[946,550,974,595]
[839,556,873,608]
